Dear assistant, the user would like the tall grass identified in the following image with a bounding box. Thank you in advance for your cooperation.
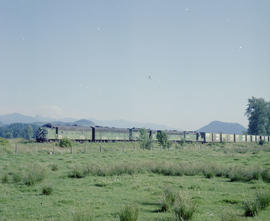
[67,161,270,184]
[118,205,139,221]
[160,189,196,221]
[72,209,94,221]
[173,192,196,221]
[242,191,270,217]
[23,164,47,186]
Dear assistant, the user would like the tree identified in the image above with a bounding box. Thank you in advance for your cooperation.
[156,131,172,149]
[138,129,153,150]
[245,97,270,135]
[27,125,33,140]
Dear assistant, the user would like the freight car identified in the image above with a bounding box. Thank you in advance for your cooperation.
[36,124,270,144]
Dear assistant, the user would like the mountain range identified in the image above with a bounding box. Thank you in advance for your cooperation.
[0,113,173,130]
[198,121,247,134]
[0,113,247,133]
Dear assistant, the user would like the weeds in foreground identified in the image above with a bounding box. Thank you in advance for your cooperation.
[68,166,86,178]
[161,188,177,212]
[173,192,196,221]
[42,185,53,195]
[242,191,270,217]
[72,209,94,221]
[23,164,46,186]
[68,161,270,184]
[220,211,239,221]
[1,173,8,183]
[118,205,139,221]
[50,163,58,171]
[160,189,196,221]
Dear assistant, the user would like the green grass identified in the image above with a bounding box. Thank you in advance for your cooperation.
[0,140,270,220]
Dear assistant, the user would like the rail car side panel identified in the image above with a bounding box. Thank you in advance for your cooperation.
[95,128,129,141]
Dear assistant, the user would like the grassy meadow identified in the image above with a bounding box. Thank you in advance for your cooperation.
[1,140,270,221]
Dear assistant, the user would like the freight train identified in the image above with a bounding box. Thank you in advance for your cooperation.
[36,123,270,143]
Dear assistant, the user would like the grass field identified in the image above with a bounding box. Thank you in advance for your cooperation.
[1,140,270,221]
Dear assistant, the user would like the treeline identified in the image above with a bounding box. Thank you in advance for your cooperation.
[246,97,270,135]
[0,123,40,140]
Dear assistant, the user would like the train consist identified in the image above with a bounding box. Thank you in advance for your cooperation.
[36,123,270,143]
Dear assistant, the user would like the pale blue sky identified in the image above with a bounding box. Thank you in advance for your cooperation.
[0,0,269,130]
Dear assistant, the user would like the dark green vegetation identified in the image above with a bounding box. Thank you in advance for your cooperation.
[59,138,73,148]
[1,140,270,220]
[157,131,172,149]
[246,97,270,135]
[0,123,39,139]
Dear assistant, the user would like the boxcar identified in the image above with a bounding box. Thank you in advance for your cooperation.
[185,131,197,142]
[165,130,185,141]
[56,126,92,141]
[94,127,129,141]
[221,133,234,142]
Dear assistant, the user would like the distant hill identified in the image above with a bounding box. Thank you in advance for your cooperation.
[0,113,38,124]
[198,121,247,134]
[0,113,172,130]
[73,119,95,126]
[89,118,174,130]
[0,121,3,126]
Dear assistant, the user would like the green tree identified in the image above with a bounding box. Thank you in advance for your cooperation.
[138,129,153,150]
[27,125,33,140]
[245,97,270,135]
[156,131,172,149]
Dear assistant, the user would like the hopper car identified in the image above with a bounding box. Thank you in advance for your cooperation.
[36,124,270,144]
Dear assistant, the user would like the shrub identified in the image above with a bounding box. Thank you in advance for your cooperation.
[256,191,270,210]
[42,185,53,195]
[50,163,58,171]
[118,205,139,221]
[242,199,258,217]
[259,140,265,145]
[173,192,196,221]
[23,165,46,186]
[161,188,177,212]
[12,172,22,183]
[1,173,8,183]
[0,138,9,145]
[59,138,73,148]
[261,169,270,182]
[138,129,153,150]
[157,131,172,149]
[179,139,185,146]
[68,166,85,178]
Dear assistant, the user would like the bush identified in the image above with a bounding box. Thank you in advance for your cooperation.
[138,129,153,150]
[242,199,258,217]
[59,138,73,147]
[173,192,196,221]
[259,140,265,146]
[161,188,177,212]
[50,163,58,171]
[118,205,139,221]
[11,172,21,183]
[0,138,9,145]
[242,191,270,217]
[1,173,8,183]
[157,131,172,149]
[42,185,53,195]
[23,165,46,186]
[179,138,185,146]
[256,191,270,210]
[68,166,85,178]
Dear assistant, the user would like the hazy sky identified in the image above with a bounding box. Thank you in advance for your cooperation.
[0,0,269,130]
